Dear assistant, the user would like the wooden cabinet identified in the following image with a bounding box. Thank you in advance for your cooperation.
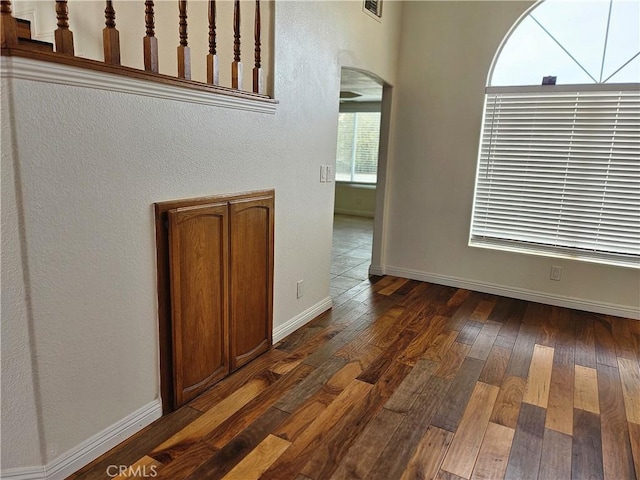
[155,190,274,411]
[229,197,274,370]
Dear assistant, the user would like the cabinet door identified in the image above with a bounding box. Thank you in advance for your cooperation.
[168,203,229,406]
[229,196,274,370]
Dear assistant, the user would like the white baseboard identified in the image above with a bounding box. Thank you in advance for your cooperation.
[384,266,640,320]
[368,265,385,277]
[273,297,333,344]
[3,299,336,480]
[333,208,374,218]
[2,399,162,480]
[0,466,45,480]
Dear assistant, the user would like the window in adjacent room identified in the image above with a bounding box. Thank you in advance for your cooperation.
[469,0,640,267]
[336,111,381,184]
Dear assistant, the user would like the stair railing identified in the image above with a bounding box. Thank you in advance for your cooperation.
[1,0,269,98]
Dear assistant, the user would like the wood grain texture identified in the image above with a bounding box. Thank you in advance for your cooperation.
[574,364,600,414]
[222,434,290,480]
[261,380,372,480]
[152,442,216,480]
[368,376,452,480]
[151,376,269,459]
[456,320,483,345]
[470,422,514,480]
[192,429,293,480]
[468,321,502,361]
[204,363,313,448]
[168,203,229,407]
[504,403,545,480]
[572,408,604,480]
[574,314,597,368]
[544,344,574,435]
[597,362,636,480]
[401,426,454,480]
[522,344,554,408]
[617,357,640,424]
[330,408,404,480]
[71,275,638,480]
[478,345,510,386]
[431,357,485,432]
[385,358,438,413]
[434,342,471,381]
[504,322,539,379]
[538,428,572,480]
[628,421,640,480]
[490,376,525,430]
[229,197,274,370]
[441,382,500,478]
[155,190,275,413]
[470,299,495,323]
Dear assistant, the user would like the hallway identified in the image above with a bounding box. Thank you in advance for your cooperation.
[330,214,373,299]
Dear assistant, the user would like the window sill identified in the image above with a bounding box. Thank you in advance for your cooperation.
[469,238,640,270]
[335,181,377,189]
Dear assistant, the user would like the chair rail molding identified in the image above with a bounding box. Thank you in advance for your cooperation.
[0,55,277,114]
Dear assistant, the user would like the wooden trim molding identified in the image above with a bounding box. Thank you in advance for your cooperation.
[0,52,277,114]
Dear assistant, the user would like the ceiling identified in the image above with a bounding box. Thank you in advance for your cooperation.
[340,68,383,103]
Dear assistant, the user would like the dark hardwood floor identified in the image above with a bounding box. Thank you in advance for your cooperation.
[69,274,640,480]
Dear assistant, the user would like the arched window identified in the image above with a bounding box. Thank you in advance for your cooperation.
[469,0,640,267]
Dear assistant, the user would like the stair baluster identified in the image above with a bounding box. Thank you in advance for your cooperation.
[144,0,158,72]
[54,0,74,54]
[177,0,190,79]
[103,0,120,64]
[1,0,18,48]
[231,0,242,89]
[206,0,218,85]
[253,0,262,94]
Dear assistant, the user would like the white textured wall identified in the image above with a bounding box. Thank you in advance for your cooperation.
[2,0,402,469]
[385,0,640,312]
[1,78,45,469]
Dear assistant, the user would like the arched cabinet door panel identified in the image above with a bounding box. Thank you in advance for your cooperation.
[229,196,274,371]
[168,203,230,406]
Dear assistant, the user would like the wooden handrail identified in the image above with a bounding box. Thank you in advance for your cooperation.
[54,0,74,55]
[1,0,18,48]
[177,0,190,79]
[103,0,120,65]
[231,0,241,90]
[253,0,262,94]
[206,0,218,85]
[144,0,158,73]
[1,0,274,98]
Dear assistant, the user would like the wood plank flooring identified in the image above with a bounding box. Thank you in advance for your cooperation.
[69,275,639,480]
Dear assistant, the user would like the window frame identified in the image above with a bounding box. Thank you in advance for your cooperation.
[335,105,382,185]
[469,82,640,269]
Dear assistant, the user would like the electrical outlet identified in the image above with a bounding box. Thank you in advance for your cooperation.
[320,166,327,183]
[550,266,562,281]
[297,279,304,298]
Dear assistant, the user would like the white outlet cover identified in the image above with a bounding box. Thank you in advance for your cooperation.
[320,166,327,183]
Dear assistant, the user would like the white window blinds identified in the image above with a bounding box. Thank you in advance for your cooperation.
[470,84,640,267]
